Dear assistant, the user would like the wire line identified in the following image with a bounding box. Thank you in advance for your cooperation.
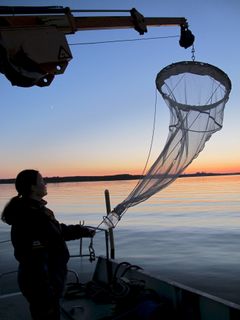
[69,35,179,46]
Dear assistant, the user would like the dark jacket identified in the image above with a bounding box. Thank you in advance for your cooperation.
[2,197,92,299]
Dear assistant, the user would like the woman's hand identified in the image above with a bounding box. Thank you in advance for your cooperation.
[80,226,96,238]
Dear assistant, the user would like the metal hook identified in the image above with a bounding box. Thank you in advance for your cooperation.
[191,44,195,61]
[88,238,96,262]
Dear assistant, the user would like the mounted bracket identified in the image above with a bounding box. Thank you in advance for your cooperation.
[0,27,72,87]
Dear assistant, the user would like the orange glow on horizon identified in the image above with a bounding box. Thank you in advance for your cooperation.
[42,164,240,179]
[184,164,240,175]
[2,160,239,180]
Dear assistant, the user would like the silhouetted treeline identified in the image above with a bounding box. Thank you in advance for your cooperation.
[0,174,143,184]
[0,172,239,185]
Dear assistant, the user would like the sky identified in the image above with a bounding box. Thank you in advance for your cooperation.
[0,0,239,179]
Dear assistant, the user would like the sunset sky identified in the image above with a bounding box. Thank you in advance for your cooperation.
[0,0,239,179]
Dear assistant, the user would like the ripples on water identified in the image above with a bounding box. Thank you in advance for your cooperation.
[0,175,240,303]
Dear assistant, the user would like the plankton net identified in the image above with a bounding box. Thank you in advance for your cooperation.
[103,61,232,228]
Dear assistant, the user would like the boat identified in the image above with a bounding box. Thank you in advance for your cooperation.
[1,230,240,320]
[0,5,237,320]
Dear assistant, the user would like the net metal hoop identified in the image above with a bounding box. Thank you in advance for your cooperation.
[156,61,232,111]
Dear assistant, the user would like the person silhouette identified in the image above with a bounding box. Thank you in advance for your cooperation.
[1,169,95,320]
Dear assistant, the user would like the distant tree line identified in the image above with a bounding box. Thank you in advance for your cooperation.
[0,172,239,185]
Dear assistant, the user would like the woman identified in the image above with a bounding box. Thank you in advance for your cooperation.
[1,169,95,320]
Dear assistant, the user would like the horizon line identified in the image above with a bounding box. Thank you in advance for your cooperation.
[0,171,239,184]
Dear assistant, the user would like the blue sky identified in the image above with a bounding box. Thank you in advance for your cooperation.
[0,0,239,178]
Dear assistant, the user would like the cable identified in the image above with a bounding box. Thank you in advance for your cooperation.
[69,35,179,46]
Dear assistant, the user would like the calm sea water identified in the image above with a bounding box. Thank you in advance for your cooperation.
[0,175,240,303]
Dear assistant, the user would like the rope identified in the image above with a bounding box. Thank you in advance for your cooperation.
[139,88,158,177]
[112,86,159,219]
[98,87,159,229]
[0,240,10,244]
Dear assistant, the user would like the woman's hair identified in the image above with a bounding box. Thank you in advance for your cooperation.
[1,169,39,224]
[15,169,39,197]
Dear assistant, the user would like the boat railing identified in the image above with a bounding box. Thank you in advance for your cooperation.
[69,227,111,261]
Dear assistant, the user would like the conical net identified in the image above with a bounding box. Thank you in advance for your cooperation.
[103,61,231,228]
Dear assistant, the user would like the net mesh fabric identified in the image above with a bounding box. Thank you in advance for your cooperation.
[104,61,231,228]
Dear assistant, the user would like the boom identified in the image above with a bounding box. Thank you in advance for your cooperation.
[0,6,195,87]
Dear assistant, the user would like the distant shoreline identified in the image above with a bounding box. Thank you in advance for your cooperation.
[0,172,239,185]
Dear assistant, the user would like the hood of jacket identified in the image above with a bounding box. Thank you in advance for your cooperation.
[1,197,47,225]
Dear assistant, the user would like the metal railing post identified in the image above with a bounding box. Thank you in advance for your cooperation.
[105,189,115,259]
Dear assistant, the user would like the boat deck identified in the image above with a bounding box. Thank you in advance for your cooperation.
[0,291,114,320]
[0,292,31,320]
[1,256,240,320]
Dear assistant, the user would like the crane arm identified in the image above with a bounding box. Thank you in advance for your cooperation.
[0,6,194,87]
[0,7,189,34]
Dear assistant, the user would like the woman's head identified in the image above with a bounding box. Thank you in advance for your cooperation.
[1,169,47,224]
[15,169,47,199]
